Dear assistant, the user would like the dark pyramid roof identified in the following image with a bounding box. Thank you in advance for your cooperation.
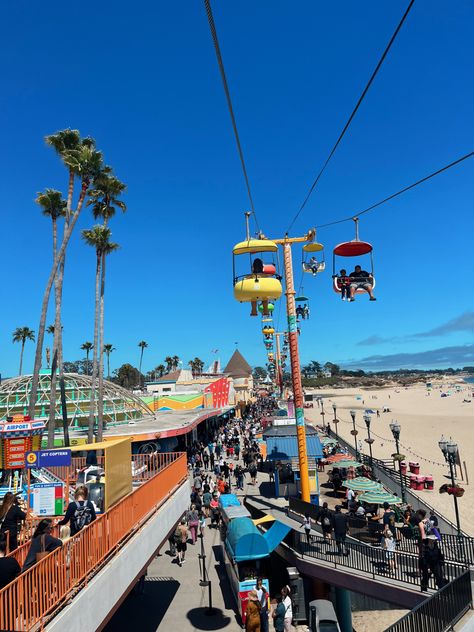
[223,350,253,378]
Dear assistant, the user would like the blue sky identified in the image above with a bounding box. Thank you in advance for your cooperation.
[1,0,473,378]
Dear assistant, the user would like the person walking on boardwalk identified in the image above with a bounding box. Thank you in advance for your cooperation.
[175,519,188,567]
[186,504,199,544]
[256,578,269,632]
[281,585,293,632]
[318,502,333,541]
[245,590,261,632]
[272,595,286,632]
[332,505,349,555]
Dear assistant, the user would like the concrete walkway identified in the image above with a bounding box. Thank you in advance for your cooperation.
[105,461,310,632]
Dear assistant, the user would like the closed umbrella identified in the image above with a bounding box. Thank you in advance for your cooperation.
[342,477,382,492]
[359,490,402,505]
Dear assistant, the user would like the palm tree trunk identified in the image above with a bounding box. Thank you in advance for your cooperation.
[86,350,90,375]
[97,252,106,441]
[19,340,25,376]
[88,251,101,443]
[107,353,110,380]
[28,182,89,418]
[48,218,60,447]
[139,349,144,384]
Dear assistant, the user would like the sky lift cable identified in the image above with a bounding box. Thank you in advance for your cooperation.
[315,151,474,229]
[286,0,416,233]
[204,0,260,234]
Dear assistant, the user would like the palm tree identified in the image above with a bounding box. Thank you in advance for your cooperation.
[193,357,204,376]
[46,324,55,335]
[87,172,126,441]
[164,356,174,373]
[29,132,104,425]
[87,173,127,225]
[172,355,180,371]
[138,341,148,381]
[82,226,118,442]
[154,364,165,379]
[36,189,67,440]
[103,344,115,380]
[12,327,35,375]
[81,342,94,375]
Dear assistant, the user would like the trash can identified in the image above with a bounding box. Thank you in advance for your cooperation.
[409,461,420,474]
[400,461,407,475]
[409,475,417,489]
[416,475,425,491]
[424,475,434,490]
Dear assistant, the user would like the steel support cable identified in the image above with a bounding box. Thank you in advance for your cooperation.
[204,0,260,233]
[287,0,416,233]
[315,151,474,229]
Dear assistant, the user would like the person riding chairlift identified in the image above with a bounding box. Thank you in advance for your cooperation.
[348,265,376,302]
[309,256,320,275]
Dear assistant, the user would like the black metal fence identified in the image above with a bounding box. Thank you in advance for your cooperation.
[289,496,474,566]
[385,569,473,632]
[293,531,466,592]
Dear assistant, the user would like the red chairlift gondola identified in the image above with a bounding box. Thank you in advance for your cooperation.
[332,218,376,299]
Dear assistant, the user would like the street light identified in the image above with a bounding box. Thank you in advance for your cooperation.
[363,413,374,466]
[439,435,462,535]
[321,399,327,432]
[349,410,358,459]
[332,403,339,440]
[389,419,406,503]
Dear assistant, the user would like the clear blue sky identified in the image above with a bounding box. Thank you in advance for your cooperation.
[1,0,473,378]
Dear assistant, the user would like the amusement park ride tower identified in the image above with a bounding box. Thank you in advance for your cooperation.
[233,214,320,503]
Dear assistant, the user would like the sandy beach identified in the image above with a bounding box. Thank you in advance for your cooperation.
[304,379,474,534]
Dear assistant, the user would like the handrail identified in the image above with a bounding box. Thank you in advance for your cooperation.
[288,496,474,566]
[293,531,466,592]
[385,569,472,632]
[0,452,187,631]
[6,453,177,559]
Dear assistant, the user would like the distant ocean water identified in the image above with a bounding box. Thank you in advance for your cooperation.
[464,377,474,384]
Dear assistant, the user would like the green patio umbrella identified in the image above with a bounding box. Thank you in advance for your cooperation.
[358,490,403,505]
[342,477,382,492]
[330,460,361,468]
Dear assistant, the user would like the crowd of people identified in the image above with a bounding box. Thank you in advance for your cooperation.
[0,484,97,590]
[172,400,297,631]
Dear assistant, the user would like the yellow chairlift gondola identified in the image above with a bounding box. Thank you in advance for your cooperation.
[262,326,275,336]
[233,226,282,317]
[302,241,325,276]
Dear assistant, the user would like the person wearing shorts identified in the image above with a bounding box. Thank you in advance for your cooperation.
[175,519,188,566]
[348,265,376,302]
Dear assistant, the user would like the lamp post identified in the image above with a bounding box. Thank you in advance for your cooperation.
[389,420,406,503]
[349,410,358,459]
[439,435,462,535]
[363,413,374,466]
[321,399,327,433]
[332,403,339,440]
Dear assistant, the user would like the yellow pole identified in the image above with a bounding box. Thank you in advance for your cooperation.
[282,241,310,502]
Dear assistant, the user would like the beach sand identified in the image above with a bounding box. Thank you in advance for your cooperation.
[304,380,474,534]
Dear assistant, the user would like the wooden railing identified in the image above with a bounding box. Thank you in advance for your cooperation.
[0,452,187,631]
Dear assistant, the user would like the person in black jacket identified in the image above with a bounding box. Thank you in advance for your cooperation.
[0,493,26,551]
[0,537,20,588]
[420,536,447,591]
[58,485,96,536]
[22,519,62,572]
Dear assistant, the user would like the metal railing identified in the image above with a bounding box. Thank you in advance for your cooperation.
[0,452,187,631]
[385,569,472,632]
[293,532,466,592]
[290,491,474,566]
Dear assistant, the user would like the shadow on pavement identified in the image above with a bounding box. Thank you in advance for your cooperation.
[103,578,179,632]
[186,607,232,630]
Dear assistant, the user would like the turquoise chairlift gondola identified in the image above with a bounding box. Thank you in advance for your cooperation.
[295,289,310,320]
